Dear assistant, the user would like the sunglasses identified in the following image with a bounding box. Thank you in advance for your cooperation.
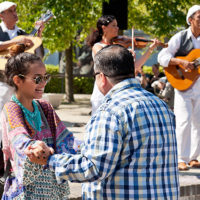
[18,74,51,84]
[93,72,100,79]
[93,71,112,79]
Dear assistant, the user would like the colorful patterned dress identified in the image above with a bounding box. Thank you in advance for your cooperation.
[1,99,76,199]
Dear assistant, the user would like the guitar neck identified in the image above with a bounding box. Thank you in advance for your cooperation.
[29,26,40,36]
[28,10,54,36]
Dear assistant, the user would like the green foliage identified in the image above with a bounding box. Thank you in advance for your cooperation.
[11,0,106,53]
[45,65,94,94]
[45,65,65,93]
[128,0,197,38]
[3,0,196,42]
[4,0,106,99]
[73,77,94,94]
[143,65,163,74]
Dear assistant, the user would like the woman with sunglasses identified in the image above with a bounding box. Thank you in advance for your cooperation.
[1,52,75,199]
[87,15,160,115]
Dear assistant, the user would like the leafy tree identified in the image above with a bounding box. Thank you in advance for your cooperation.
[1,0,198,101]
[5,0,106,102]
[128,0,199,39]
[13,0,105,51]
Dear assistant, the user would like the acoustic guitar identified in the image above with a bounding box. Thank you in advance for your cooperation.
[164,49,200,91]
[0,10,54,70]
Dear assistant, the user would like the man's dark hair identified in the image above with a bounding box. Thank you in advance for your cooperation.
[94,44,135,83]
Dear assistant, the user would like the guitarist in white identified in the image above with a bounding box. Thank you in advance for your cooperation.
[158,5,200,171]
[0,1,44,57]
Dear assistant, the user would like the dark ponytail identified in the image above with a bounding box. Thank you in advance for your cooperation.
[87,15,116,47]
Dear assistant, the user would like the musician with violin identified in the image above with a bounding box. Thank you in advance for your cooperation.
[158,5,200,171]
[87,15,161,116]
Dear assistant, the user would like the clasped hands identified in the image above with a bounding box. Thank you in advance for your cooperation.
[25,141,54,165]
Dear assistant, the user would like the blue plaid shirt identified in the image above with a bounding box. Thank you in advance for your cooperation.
[48,78,179,199]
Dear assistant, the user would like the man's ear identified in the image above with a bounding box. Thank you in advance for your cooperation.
[13,75,22,88]
[100,73,107,86]
[188,17,192,25]
[99,73,113,95]
[97,73,108,95]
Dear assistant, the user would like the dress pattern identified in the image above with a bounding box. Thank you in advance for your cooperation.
[1,99,75,199]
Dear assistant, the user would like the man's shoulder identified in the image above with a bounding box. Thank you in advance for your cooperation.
[99,87,173,123]
[102,87,149,113]
[171,28,188,40]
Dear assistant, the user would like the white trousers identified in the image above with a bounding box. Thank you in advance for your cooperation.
[174,78,200,163]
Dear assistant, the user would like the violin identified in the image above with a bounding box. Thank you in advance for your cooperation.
[112,35,168,49]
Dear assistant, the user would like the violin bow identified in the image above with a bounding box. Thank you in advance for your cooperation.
[132,26,134,52]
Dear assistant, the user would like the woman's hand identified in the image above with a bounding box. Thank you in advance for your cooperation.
[149,38,160,51]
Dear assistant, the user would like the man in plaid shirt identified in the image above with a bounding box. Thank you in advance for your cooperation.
[26,44,179,199]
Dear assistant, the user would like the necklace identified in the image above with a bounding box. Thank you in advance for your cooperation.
[12,95,42,131]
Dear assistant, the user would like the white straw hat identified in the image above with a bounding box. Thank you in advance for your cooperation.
[186,5,200,25]
[0,1,16,13]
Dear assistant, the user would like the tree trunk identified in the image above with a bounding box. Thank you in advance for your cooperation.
[64,44,74,103]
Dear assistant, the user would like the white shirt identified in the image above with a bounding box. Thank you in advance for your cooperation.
[91,42,107,116]
[158,27,200,67]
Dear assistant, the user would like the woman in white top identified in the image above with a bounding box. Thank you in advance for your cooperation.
[87,15,160,115]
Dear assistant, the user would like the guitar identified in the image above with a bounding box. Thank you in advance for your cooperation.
[0,10,54,70]
[164,49,200,91]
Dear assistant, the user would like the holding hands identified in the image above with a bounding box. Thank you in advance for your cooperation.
[25,141,54,165]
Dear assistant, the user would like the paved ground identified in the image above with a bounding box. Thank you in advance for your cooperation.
[55,94,200,199]
[55,94,91,199]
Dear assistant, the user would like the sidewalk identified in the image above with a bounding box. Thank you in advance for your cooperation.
[55,94,200,199]
[55,94,91,199]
